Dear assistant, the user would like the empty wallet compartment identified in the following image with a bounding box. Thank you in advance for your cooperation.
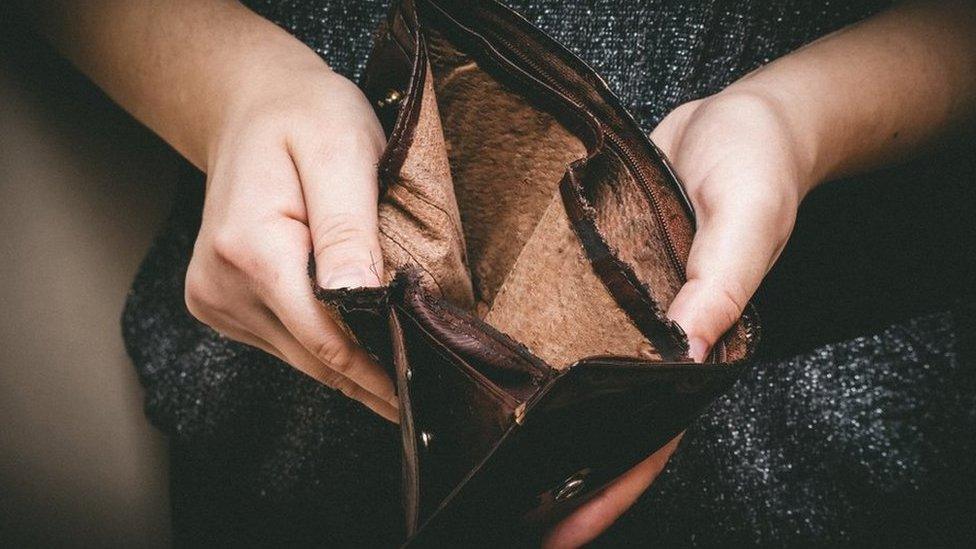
[315,0,760,544]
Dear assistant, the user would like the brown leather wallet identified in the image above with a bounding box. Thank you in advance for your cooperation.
[313,0,760,545]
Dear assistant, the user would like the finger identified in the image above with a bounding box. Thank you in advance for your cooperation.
[543,435,682,549]
[260,314,400,422]
[292,114,386,289]
[257,219,398,412]
[667,186,793,361]
[271,269,399,413]
[202,311,283,360]
[204,292,398,422]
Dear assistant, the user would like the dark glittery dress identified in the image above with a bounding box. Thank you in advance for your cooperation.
[121,1,976,546]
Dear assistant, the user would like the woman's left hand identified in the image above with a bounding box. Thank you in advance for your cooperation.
[546,0,976,542]
[543,88,810,548]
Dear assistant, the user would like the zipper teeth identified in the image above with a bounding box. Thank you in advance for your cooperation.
[482,29,687,280]
[601,133,686,279]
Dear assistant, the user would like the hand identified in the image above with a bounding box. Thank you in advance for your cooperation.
[183,53,398,421]
[544,1,976,541]
[24,0,398,420]
[544,89,810,547]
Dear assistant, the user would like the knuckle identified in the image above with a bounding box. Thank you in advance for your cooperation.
[209,227,251,267]
[317,370,346,391]
[666,100,702,126]
[184,262,217,322]
[713,282,749,327]
[311,214,373,261]
[333,378,366,402]
[685,179,722,217]
[311,333,356,375]
[311,128,384,167]
[208,226,284,284]
[682,277,749,338]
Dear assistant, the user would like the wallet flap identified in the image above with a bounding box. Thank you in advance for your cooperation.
[405,357,744,545]
[389,272,543,532]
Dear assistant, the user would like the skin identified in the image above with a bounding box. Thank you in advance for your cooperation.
[26,0,976,545]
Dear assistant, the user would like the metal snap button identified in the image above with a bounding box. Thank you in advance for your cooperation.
[376,89,404,109]
[554,469,590,502]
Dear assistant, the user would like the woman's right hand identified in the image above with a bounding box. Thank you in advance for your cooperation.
[184,54,398,421]
[28,0,399,420]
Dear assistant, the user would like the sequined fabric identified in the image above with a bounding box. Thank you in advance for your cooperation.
[121,0,976,545]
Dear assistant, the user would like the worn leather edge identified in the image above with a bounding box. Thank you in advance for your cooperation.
[393,269,554,401]
[363,0,426,190]
[308,255,396,376]
[390,307,420,536]
[560,162,691,361]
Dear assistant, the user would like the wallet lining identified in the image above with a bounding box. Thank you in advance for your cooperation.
[373,6,753,366]
[376,24,678,367]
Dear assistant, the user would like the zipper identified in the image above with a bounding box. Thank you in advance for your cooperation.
[601,132,686,280]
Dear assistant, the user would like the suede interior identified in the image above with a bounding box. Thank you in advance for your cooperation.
[587,151,685,312]
[485,191,660,362]
[376,27,747,367]
[427,30,588,316]
[378,63,474,309]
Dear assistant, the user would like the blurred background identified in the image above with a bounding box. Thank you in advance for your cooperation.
[0,13,176,547]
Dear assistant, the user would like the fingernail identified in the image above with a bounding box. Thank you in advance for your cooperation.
[322,266,375,289]
[687,337,710,363]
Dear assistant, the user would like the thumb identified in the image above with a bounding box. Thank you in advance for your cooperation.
[294,132,385,290]
[666,190,793,361]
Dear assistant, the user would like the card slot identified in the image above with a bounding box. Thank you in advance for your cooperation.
[428,28,587,312]
[393,303,517,524]
[398,303,520,409]
[484,188,662,368]
[377,62,475,308]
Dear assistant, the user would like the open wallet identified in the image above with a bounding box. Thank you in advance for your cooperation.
[313,0,760,545]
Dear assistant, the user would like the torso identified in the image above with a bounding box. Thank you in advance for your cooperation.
[123,1,976,546]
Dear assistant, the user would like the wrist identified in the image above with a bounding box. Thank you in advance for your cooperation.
[706,83,824,201]
[203,39,336,170]
[202,44,385,186]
